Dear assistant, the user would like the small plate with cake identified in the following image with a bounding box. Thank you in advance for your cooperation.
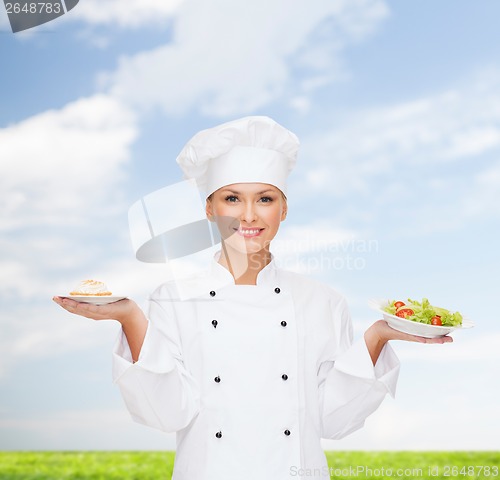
[59,279,127,305]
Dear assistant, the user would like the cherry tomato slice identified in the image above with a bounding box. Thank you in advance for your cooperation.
[395,308,414,319]
[431,315,442,326]
[394,301,406,309]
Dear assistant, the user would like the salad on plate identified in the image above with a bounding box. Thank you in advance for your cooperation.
[383,298,463,327]
[369,297,473,338]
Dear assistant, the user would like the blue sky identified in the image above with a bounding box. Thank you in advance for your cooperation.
[1,0,499,451]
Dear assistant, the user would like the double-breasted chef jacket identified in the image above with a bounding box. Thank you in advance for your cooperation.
[113,251,400,480]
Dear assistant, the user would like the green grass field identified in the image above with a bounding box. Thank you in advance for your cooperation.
[0,451,498,479]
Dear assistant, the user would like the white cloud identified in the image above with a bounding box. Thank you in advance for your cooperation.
[289,96,312,114]
[70,0,183,28]
[476,161,500,187]
[292,69,500,234]
[104,0,389,117]
[0,301,118,378]
[441,126,500,159]
[323,392,500,450]
[0,94,137,231]
[396,331,500,363]
[463,158,500,218]
[300,88,500,196]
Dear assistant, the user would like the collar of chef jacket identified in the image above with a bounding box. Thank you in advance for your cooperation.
[210,249,278,286]
[172,249,279,300]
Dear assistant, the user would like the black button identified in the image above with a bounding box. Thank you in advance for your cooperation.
[210,290,216,297]
[214,376,221,383]
[274,287,281,294]
[282,374,288,381]
[281,321,287,327]
[215,431,222,438]
[212,320,218,328]
[284,429,291,436]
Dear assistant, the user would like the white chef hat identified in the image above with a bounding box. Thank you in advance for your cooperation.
[176,116,299,198]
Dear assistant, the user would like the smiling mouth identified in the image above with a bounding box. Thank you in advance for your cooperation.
[233,227,264,237]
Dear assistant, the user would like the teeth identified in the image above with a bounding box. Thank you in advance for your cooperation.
[238,228,261,234]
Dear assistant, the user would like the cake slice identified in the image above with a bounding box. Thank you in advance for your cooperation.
[70,279,112,296]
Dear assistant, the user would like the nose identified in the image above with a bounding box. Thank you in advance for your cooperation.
[240,200,257,224]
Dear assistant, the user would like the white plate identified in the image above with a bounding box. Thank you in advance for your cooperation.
[58,295,128,305]
[369,299,474,338]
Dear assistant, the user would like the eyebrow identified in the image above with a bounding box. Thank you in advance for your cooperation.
[221,189,276,195]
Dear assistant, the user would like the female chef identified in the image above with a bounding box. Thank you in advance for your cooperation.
[53,116,451,480]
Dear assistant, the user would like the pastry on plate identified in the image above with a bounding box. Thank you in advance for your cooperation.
[69,279,112,296]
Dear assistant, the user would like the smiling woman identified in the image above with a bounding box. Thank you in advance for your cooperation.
[205,183,287,284]
[53,116,451,480]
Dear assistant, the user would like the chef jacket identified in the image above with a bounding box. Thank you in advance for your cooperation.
[113,251,400,480]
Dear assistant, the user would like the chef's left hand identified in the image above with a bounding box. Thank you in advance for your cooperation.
[369,319,453,344]
[364,320,452,365]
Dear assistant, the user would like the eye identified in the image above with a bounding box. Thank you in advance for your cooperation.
[259,196,274,203]
[225,195,238,202]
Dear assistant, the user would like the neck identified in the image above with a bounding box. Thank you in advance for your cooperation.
[218,243,272,285]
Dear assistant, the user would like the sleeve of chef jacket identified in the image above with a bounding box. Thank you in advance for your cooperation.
[111,290,201,433]
[318,296,400,439]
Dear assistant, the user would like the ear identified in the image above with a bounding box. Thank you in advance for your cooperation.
[206,199,214,222]
[280,202,287,222]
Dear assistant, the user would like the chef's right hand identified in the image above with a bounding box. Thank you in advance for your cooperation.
[52,296,141,326]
